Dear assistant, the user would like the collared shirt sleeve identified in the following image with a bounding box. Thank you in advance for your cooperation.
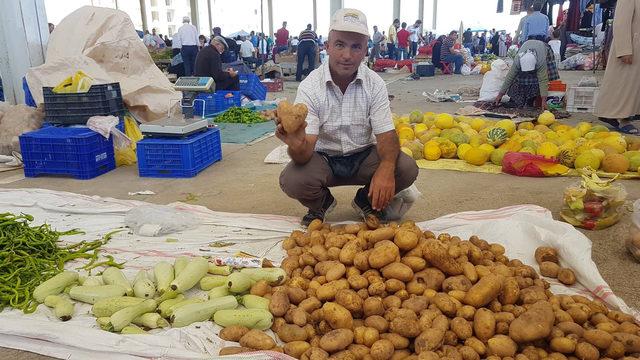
[294,82,320,135]
[368,77,395,135]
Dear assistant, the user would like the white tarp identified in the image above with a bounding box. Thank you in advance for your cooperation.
[0,188,636,360]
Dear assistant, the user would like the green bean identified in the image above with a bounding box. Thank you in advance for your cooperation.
[0,213,122,312]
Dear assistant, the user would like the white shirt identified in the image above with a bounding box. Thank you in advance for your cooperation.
[143,34,155,47]
[240,40,255,58]
[172,35,181,49]
[291,38,299,46]
[295,62,395,156]
[257,39,268,54]
[408,25,421,42]
[176,23,198,46]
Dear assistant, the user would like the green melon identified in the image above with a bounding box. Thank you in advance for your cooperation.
[486,127,508,146]
[558,148,577,167]
[449,133,470,146]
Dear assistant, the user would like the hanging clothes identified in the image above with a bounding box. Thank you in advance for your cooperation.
[497,0,504,13]
[556,3,565,25]
[566,0,582,31]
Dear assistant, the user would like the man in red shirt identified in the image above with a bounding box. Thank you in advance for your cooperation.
[396,22,410,60]
[275,21,289,55]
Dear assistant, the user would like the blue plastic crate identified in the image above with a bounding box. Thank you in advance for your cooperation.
[43,82,125,125]
[239,74,267,101]
[136,128,222,178]
[19,126,115,179]
[193,91,242,117]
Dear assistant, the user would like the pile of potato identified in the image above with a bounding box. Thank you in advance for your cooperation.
[219,218,640,360]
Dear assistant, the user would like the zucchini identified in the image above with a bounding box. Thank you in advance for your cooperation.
[163,297,206,318]
[33,271,79,303]
[213,308,274,330]
[227,272,253,293]
[155,289,179,302]
[69,285,127,304]
[91,296,145,317]
[43,295,74,321]
[157,294,185,317]
[109,299,157,332]
[174,256,189,276]
[82,276,104,287]
[170,295,238,328]
[199,275,228,290]
[132,312,169,329]
[120,324,147,334]
[133,270,156,299]
[102,267,133,296]
[208,285,230,299]
[241,294,270,310]
[96,316,112,331]
[240,268,287,285]
[208,264,232,276]
[170,257,208,292]
[154,261,174,294]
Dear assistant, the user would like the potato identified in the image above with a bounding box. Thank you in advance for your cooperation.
[618,321,640,334]
[382,295,401,309]
[432,314,450,332]
[416,351,439,360]
[574,342,599,360]
[289,286,309,304]
[414,268,446,291]
[557,268,576,285]
[380,333,410,349]
[389,316,421,338]
[451,317,473,340]
[458,345,480,360]
[433,293,458,317]
[368,282,386,296]
[608,310,635,324]
[328,350,356,360]
[336,289,364,315]
[604,340,626,359]
[326,263,347,282]
[302,347,330,360]
[368,241,400,269]
[508,301,554,343]
[464,337,486,356]
[423,240,464,275]
[414,328,445,354]
[390,349,411,360]
[549,337,576,353]
[340,240,362,266]
[347,344,369,359]
[365,315,389,333]
[487,335,517,357]
[239,329,276,350]
[353,326,380,347]
[353,251,371,272]
[534,247,559,264]
[317,282,343,301]
[277,324,309,342]
[219,325,250,342]
[402,296,429,313]
[269,290,290,317]
[612,332,640,353]
[401,256,427,272]
[539,261,560,278]
[287,307,308,326]
[394,229,419,251]
[385,279,406,293]
[250,280,272,297]
[300,297,322,313]
[556,321,584,337]
[473,308,496,341]
[370,339,394,360]
[442,275,473,292]
[285,341,312,358]
[463,274,504,308]
[348,275,369,290]
[219,346,255,355]
[363,297,385,317]
[323,302,354,330]
[320,329,354,353]
[381,263,414,282]
[566,306,588,324]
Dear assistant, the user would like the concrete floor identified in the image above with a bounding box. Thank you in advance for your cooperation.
[1,70,639,360]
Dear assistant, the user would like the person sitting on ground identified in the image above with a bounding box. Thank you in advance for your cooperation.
[494,39,560,110]
[440,31,464,74]
[194,36,239,92]
[431,35,445,69]
[276,8,418,226]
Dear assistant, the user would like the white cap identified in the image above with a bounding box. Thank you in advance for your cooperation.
[182,16,190,23]
[519,50,537,72]
[329,8,369,37]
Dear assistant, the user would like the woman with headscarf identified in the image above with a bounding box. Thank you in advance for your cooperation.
[194,36,240,91]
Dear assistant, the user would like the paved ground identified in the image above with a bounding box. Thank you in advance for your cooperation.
[1,69,639,360]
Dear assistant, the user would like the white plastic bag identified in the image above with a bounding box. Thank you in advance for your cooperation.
[478,59,510,101]
[124,205,200,236]
[383,184,422,221]
[461,64,472,76]
[87,115,130,148]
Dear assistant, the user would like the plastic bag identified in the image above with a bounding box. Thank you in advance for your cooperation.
[125,205,200,236]
[383,184,422,221]
[626,199,640,262]
[461,64,472,76]
[502,152,569,177]
[560,172,627,230]
[52,71,93,93]
[115,116,143,166]
[478,59,510,101]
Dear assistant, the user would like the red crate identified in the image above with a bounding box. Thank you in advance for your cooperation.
[261,78,284,92]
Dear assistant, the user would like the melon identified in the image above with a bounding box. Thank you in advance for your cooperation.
[464,148,490,166]
[486,127,508,146]
[423,144,442,161]
[537,111,556,126]
[496,120,516,136]
[601,153,629,173]
[574,152,601,170]
[405,141,424,160]
[457,143,472,159]
[628,154,640,172]
[558,148,577,167]
[490,149,508,166]
[436,138,458,159]
[434,113,455,129]
[449,133,470,146]
[520,147,536,155]
[537,142,560,158]
[440,128,463,139]
[517,121,535,131]
[470,118,486,132]
[400,147,413,157]
[409,110,423,123]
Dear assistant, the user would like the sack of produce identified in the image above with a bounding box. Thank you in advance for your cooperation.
[125,204,200,236]
[560,172,627,230]
[626,199,640,261]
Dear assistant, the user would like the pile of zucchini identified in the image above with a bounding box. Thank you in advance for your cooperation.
[31,256,286,334]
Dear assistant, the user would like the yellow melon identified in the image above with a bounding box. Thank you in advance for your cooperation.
[423,144,442,161]
[457,143,472,159]
[575,152,601,170]
[537,111,556,126]
[434,113,455,129]
[465,148,490,166]
[537,142,560,159]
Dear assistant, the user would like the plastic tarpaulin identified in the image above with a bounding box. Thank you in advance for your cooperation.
[0,188,636,359]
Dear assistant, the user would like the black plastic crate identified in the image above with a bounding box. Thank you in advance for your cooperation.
[43,82,125,125]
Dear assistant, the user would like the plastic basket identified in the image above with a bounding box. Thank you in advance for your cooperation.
[261,78,284,92]
[136,128,222,178]
[566,86,599,113]
[193,91,242,117]
[19,126,115,179]
[239,73,267,100]
[43,82,125,125]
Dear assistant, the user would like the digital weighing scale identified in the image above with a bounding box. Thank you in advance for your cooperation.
[139,76,215,137]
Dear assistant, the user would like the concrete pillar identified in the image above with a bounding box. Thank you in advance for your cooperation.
[189,0,199,30]
[432,0,438,30]
[313,0,318,30]
[268,0,274,37]
[418,0,424,22]
[0,0,48,104]
[139,0,148,32]
[330,0,342,17]
[207,0,213,35]
[393,0,401,21]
